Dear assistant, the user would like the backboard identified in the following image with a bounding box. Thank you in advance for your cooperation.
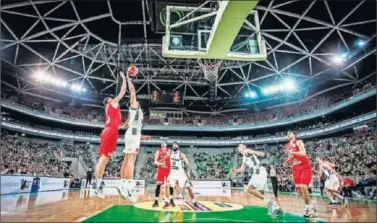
[162,1,266,61]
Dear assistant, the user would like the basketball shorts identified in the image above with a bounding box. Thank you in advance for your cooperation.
[247,167,268,191]
[98,127,119,158]
[156,168,171,184]
[123,130,141,154]
[167,171,188,188]
[325,174,341,192]
[292,164,312,186]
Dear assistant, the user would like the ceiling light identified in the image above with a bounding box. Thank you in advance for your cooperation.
[357,40,366,47]
[249,91,257,98]
[34,71,44,81]
[332,55,344,64]
[284,79,296,91]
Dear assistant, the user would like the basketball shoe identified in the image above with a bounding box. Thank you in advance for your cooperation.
[91,181,105,199]
[118,180,137,203]
[267,200,281,217]
[303,205,316,218]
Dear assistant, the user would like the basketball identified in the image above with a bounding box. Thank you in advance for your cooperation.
[128,65,138,77]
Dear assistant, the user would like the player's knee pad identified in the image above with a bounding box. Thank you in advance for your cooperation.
[155,185,161,197]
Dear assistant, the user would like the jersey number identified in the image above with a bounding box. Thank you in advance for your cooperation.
[132,128,137,135]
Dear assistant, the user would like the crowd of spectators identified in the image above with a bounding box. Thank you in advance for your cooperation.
[2,115,352,143]
[1,126,375,200]
[193,152,234,179]
[266,133,376,199]
[138,155,156,184]
[101,154,123,178]
[62,144,93,168]
[2,84,374,127]
[0,131,75,178]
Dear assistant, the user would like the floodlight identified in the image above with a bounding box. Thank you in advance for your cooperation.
[284,79,296,91]
[332,55,344,64]
[357,40,366,47]
[249,91,257,98]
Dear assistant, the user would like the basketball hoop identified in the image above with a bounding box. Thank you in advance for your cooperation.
[197,58,223,82]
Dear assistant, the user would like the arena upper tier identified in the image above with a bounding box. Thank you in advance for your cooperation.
[1,84,375,146]
[1,84,375,131]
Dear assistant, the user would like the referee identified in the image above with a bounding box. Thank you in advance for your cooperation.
[269,165,279,200]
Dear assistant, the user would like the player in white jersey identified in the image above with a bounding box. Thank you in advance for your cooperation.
[118,71,150,202]
[232,144,281,217]
[316,157,343,205]
[167,142,196,204]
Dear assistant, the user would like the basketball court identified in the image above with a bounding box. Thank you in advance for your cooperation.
[1,188,375,222]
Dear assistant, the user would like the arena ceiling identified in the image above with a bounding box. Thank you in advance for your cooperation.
[1,0,376,112]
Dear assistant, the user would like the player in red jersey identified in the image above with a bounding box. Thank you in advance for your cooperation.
[284,130,316,218]
[91,70,127,198]
[152,141,175,208]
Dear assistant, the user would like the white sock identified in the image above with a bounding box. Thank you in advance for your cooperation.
[127,180,134,188]
[338,195,344,200]
[121,179,127,187]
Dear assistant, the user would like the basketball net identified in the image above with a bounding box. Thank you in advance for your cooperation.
[197,58,223,82]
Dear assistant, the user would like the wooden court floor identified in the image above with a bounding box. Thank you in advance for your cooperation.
[1,189,376,222]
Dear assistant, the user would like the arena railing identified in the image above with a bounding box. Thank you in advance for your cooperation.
[0,88,375,132]
[1,112,375,146]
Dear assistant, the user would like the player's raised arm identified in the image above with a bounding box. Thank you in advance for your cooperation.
[112,71,127,105]
[232,163,246,173]
[127,74,138,109]
[245,148,264,157]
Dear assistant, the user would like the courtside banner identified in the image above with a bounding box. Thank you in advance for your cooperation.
[80,179,145,188]
[38,177,70,192]
[36,190,69,206]
[0,175,34,194]
[190,181,231,189]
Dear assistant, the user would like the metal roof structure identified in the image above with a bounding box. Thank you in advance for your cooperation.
[1,0,376,113]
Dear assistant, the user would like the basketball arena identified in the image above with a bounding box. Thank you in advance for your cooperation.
[0,0,376,222]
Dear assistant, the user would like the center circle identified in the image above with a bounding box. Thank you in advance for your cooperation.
[134,201,244,213]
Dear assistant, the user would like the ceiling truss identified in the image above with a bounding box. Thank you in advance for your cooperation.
[0,0,375,113]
